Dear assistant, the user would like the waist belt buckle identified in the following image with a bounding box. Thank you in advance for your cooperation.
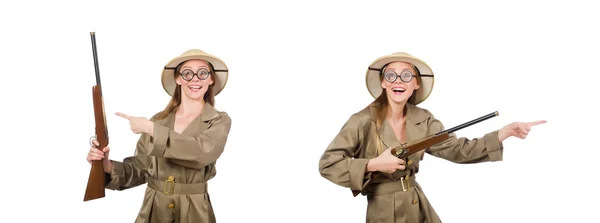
[164,176,175,195]
[400,175,411,192]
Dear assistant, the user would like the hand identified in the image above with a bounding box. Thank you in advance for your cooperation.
[87,138,113,173]
[498,120,546,141]
[366,148,406,174]
[115,112,154,135]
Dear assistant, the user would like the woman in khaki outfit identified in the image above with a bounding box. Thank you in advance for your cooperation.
[87,49,232,223]
[318,52,545,223]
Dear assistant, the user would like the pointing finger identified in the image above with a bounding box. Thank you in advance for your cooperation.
[527,120,547,127]
[115,112,132,120]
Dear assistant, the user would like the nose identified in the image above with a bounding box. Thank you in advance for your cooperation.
[393,77,405,84]
[190,75,201,82]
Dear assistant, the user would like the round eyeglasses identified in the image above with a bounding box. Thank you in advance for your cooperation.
[384,69,415,83]
[179,68,211,81]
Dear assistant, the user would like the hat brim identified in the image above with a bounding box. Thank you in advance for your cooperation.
[365,53,434,105]
[161,54,228,97]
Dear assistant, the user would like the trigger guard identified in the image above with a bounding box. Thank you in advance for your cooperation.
[89,135,97,147]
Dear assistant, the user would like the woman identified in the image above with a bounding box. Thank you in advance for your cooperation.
[318,52,545,222]
[87,49,232,223]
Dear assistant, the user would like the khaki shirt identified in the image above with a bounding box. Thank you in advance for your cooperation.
[319,102,503,222]
[106,104,231,223]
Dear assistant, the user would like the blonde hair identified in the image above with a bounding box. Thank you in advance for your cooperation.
[372,63,422,155]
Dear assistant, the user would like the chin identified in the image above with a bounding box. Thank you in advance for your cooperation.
[184,90,207,101]
[389,98,409,104]
[386,91,411,104]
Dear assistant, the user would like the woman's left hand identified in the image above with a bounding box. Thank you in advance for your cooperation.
[115,112,154,136]
[498,120,546,142]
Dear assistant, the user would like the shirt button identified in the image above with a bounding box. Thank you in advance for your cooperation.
[412,200,418,205]
[168,204,175,208]
[407,160,413,165]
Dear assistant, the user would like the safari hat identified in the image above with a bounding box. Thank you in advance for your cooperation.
[365,52,434,105]
[161,49,228,96]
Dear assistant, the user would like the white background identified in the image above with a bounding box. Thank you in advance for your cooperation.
[1,0,599,222]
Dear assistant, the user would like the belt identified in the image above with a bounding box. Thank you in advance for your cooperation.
[147,176,207,195]
[368,174,417,195]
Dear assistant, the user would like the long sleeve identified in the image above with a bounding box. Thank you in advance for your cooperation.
[319,114,373,195]
[147,113,231,169]
[105,134,151,191]
[425,114,504,163]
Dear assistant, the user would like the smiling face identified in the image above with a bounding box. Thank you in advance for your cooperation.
[175,59,214,101]
[380,61,420,104]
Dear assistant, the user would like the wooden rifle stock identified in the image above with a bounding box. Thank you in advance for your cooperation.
[391,111,499,159]
[84,32,109,202]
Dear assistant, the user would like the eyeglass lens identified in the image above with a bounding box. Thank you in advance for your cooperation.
[180,68,210,81]
[384,69,413,83]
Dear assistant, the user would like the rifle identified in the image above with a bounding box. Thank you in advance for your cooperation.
[84,32,108,202]
[391,111,499,159]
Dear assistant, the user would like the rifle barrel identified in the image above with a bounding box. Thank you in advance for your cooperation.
[90,32,102,95]
[436,111,499,135]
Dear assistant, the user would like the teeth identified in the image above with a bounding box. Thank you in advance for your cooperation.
[189,86,201,89]
[392,87,406,92]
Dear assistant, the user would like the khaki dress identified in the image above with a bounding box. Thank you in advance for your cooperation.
[319,102,503,223]
[105,104,231,223]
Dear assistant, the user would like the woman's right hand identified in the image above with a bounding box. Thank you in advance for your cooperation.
[87,139,113,173]
[366,148,405,174]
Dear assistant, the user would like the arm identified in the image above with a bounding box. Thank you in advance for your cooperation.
[319,114,373,195]
[105,134,151,191]
[147,113,231,169]
[425,114,504,163]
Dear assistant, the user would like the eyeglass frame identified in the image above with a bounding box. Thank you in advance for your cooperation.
[178,68,212,81]
[383,68,417,83]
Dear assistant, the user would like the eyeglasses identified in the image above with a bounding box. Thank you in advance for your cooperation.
[383,69,416,83]
[179,68,211,81]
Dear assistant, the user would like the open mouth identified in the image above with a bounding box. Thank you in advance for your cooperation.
[189,85,202,92]
[392,87,406,93]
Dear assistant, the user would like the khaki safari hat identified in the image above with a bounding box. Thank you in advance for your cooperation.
[161,49,229,96]
[366,52,434,105]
